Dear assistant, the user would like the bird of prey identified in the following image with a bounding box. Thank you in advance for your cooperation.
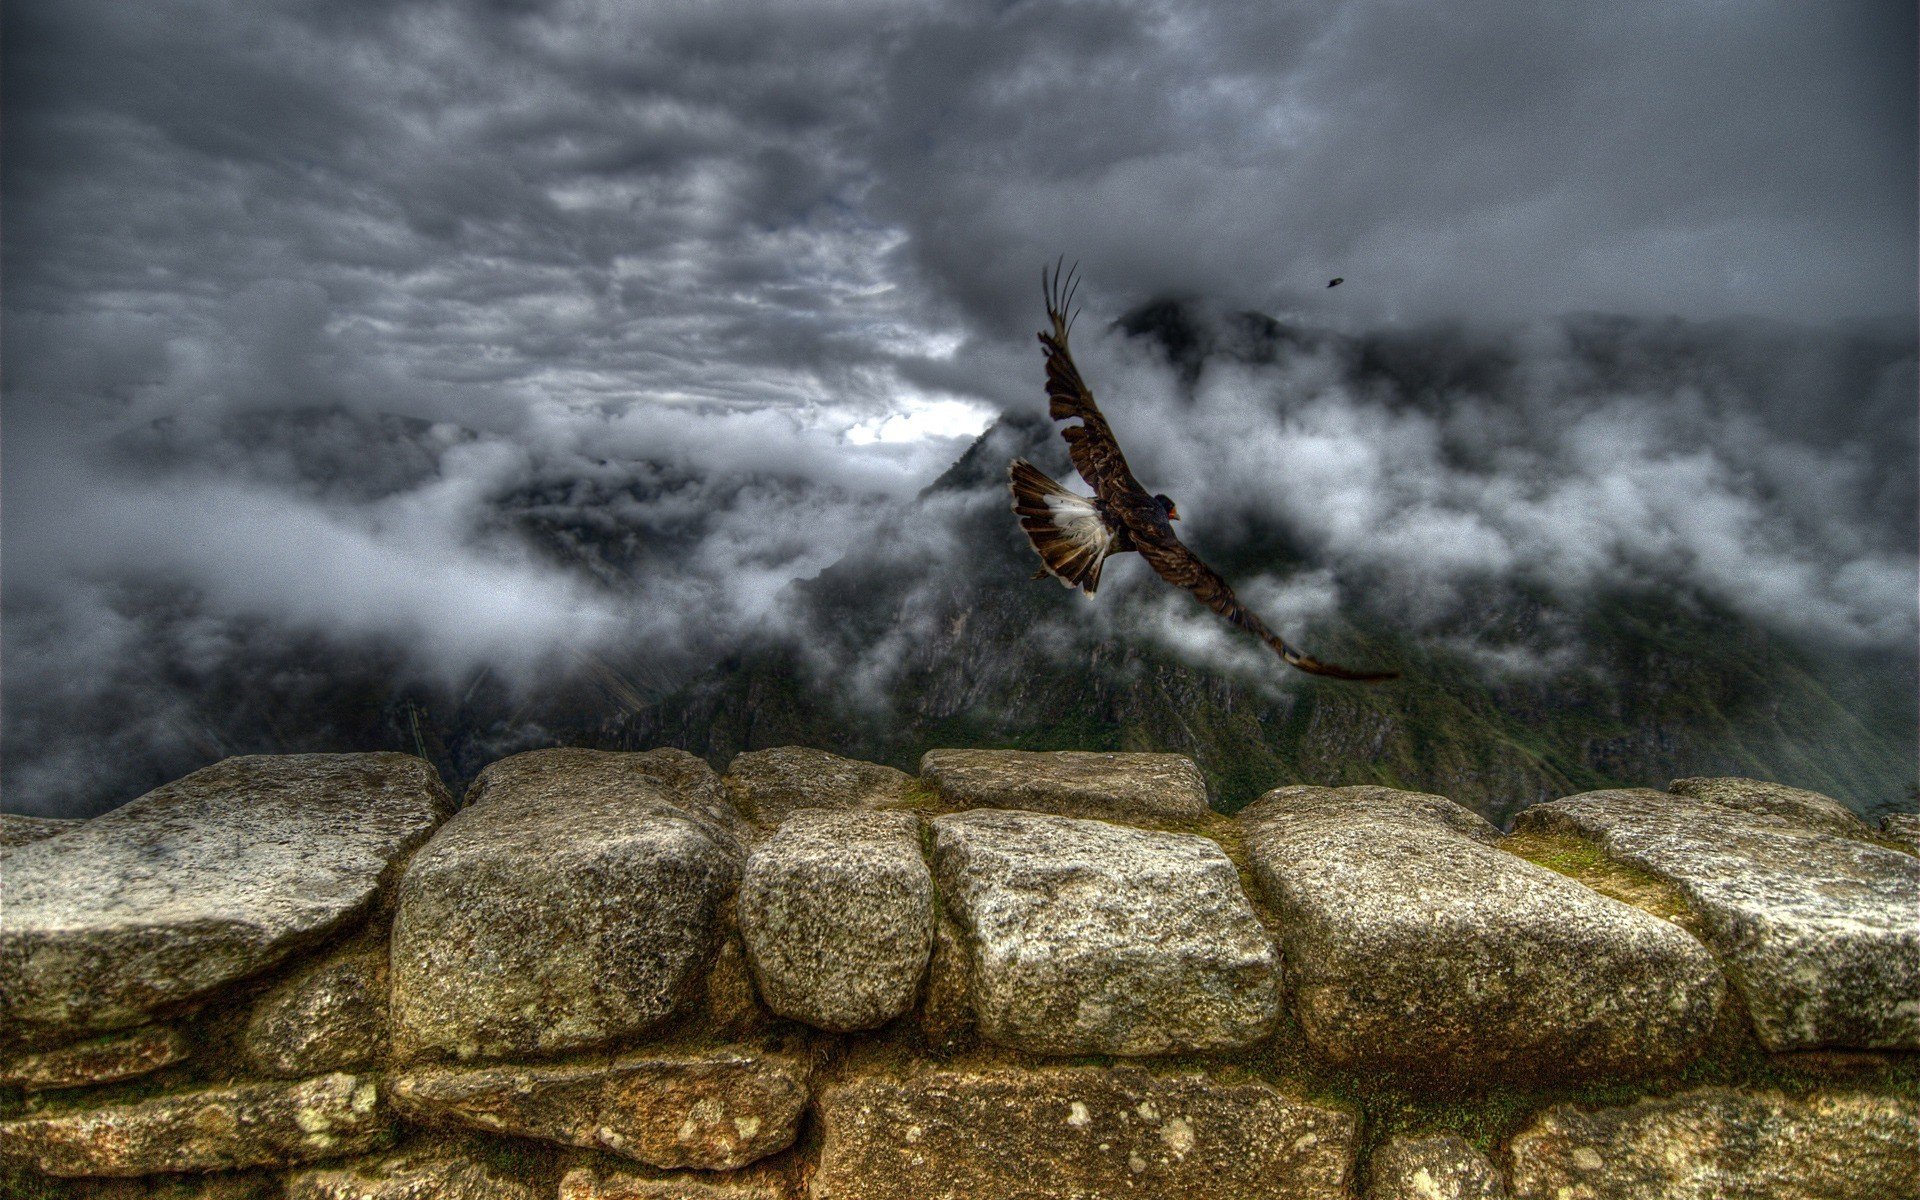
[1327,277,1344,288]
[1009,263,1397,682]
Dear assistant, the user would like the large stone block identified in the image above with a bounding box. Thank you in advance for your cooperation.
[725,746,912,826]
[932,809,1278,1055]
[1240,786,1723,1083]
[919,749,1210,819]
[1506,1087,1920,1200]
[739,810,934,1032]
[811,1065,1357,1200]
[287,1148,543,1199]
[0,755,450,1037]
[241,942,388,1078]
[561,1163,795,1199]
[0,814,81,848]
[0,1025,189,1092]
[389,749,742,1062]
[1516,783,1920,1050]
[390,1045,810,1170]
[0,1072,389,1177]
[1368,1134,1507,1200]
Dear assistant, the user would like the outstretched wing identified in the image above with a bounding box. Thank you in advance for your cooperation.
[1039,261,1151,506]
[1134,533,1398,682]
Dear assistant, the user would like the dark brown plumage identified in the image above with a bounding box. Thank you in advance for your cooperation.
[1011,261,1397,683]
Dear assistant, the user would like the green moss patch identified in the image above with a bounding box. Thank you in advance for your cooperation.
[1497,830,1697,929]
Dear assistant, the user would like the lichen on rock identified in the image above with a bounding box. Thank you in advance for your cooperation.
[0,1071,389,1177]
[932,808,1279,1056]
[389,1045,811,1170]
[388,748,743,1063]
[738,809,934,1032]
[1506,1086,1920,1200]
[1241,785,1723,1083]
[724,746,912,826]
[812,1065,1357,1200]
[1517,782,1920,1050]
[0,753,450,1037]
[919,748,1211,820]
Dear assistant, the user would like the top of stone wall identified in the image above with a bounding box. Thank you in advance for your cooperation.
[918,749,1210,819]
[0,753,451,1038]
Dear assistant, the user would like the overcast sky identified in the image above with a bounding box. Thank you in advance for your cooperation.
[3,0,1916,813]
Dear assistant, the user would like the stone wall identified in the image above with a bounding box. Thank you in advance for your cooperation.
[2,746,1915,1199]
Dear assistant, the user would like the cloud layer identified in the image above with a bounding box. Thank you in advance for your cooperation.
[3,0,1914,814]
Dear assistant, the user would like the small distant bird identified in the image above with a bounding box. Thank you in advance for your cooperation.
[1327,277,1344,288]
[1009,262,1396,682]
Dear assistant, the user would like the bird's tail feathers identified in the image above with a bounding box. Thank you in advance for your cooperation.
[1009,459,1113,595]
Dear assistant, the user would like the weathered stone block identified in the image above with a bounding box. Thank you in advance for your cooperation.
[919,749,1210,819]
[0,814,81,848]
[560,1163,794,1199]
[286,1147,543,1199]
[242,943,388,1077]
[0,1025,189,1092]
[812,1065,1357,1200]
[389,748,742,1062]
[1880,812,1919,855]
[0,1072,388,1177]
[739,810,933,1032]
[932,809,1278,1056]
[1506,1087,1920,1200]
[0,754,450,1036]
[1368,1133,1507,1200]
[1241,785,1723,1083]
[390,1046,810,1170]
[1667,776,1872,838]
[725,746,911,826]
[1517,784,1920,1050]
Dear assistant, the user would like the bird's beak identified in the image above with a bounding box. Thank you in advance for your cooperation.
[1168,505,1181,521]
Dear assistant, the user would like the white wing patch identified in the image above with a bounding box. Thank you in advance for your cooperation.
[1009,458,1118,594]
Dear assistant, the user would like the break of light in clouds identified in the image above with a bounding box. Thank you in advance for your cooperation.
[2,0,1915,814]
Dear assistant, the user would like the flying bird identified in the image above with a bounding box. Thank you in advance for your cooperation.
[1327,277,1344,288]
[1009,262,1397,682]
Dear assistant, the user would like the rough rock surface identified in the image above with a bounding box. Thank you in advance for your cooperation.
[1368,1134,1507,1200]
[0,814,81,848]
[812,1065,1357,1200]
[390,1046,810,1169]
[560,1164,794,1199]
[0,1071,388,1176]
[287,1148,542,1199]
[919,749,1210,819]
[918,915,975,1051]
[738,810,933,1031]
[931,809,1278,1055]
[1506,1087,1920,1200]
[1516,784,1920,1049]
[47,1174,281,1199]
[390,749,742,1062]
[725,746,911,826]
[0,1025,189,1091]
[0,754,450,1035]
[242,943,389,1077]
[1667,776,1872,838]
[1881,812,1920,854]
[1241,786,1723,1081]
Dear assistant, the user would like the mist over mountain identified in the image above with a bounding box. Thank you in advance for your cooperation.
[5,301,1911,823]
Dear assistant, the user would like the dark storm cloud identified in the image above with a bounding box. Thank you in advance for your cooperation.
[872,1,1916,333]
[2,0,1914,814]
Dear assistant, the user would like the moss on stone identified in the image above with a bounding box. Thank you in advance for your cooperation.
[1496,828,1697,929]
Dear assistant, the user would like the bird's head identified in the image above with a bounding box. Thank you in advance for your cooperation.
[1155,494,1180,522]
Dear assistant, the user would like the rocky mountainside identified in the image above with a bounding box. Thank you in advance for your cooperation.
[610,404,1916,825]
